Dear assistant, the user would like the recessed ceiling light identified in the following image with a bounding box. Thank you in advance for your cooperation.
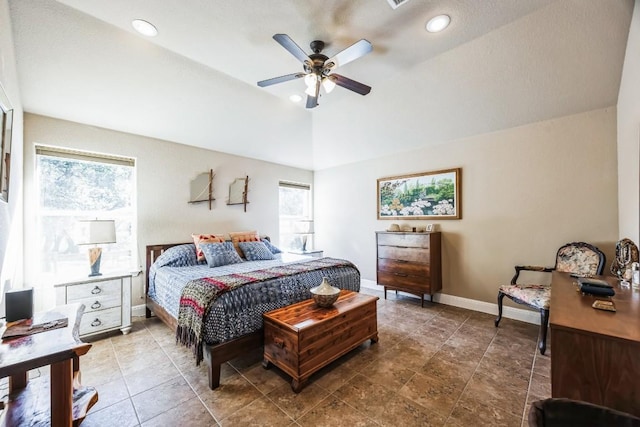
[426,14,450,33]
[289,94,303,103]
[132,19,158,37]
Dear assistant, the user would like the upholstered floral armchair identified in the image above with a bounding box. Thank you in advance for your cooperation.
[495,242,606,354]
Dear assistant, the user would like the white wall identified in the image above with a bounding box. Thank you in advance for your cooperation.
[618,0,640,244]
[23,113,312,311]
[315,108,618,306]
[0,0,24,300]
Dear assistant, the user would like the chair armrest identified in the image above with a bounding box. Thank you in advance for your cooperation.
[511,265,555,284]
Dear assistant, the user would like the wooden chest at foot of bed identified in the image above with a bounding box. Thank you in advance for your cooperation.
[262,290,379,392]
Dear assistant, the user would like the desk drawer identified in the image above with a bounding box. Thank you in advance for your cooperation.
[66,279,121,302]
[80,307,121,335]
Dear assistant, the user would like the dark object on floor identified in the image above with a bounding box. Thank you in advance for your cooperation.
[528,398,640,427]
[495,241,606,354]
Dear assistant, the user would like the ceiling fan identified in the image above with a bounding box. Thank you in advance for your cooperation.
[257,34,373,109]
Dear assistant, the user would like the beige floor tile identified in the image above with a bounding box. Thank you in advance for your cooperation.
[267,382,330,420]
[141,396,217,427]
[462,371,527,417]
[131,376,197,422]
[220,396,293,426]
[198,373,263,421]
[296,395,378,427]
[123,360,182,396]
[82,398,140,427]
[399,371,465,418]
[448,395,522,427]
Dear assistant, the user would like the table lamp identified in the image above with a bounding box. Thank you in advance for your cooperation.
[76,219,116,276]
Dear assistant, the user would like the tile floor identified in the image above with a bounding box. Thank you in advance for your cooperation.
[23,288,552,426]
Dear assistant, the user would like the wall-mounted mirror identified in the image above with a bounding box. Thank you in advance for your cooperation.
[0,83,13,203]
[227,176,249,212]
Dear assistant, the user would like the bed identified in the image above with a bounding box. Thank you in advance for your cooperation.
[145,241,360,390]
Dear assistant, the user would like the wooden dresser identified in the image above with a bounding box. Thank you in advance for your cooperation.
[376,231,442,306]
[550,271,640,417]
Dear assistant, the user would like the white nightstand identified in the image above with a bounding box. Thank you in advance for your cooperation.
[288,250,324,258]
[54,273,132,337]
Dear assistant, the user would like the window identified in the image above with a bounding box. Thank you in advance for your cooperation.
[279,181,312,251]
[35,146,136,280]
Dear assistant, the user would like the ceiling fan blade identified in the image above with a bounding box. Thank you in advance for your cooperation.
[324,39,372,72]
[306,80,320,109]
[330,74,372,95]
[257,73,305,87]
[273,34,310,64]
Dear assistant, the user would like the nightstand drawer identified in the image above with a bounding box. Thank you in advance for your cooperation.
[80,307,121,335]
[73,294,121,314]
[66,279,121,302]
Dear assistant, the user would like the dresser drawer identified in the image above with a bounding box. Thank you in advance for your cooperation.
[377,271,431,294]
[80,307,121,336]
[378,245,429,263]
[66,279,121,302]
[377,258,429,277]
[377,233,430,248]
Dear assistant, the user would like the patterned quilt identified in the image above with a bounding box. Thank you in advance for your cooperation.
[171,258,360,363]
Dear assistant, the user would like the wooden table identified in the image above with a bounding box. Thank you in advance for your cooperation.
[550,272,640,417]
[262,290,379,392]
[0,304,97,427]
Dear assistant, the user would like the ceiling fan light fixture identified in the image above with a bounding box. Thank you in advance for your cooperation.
[426,14,450,33]
[322,78,336,93]
[132,19,158,37]
[304,73,317,88]
[304,85,317,96]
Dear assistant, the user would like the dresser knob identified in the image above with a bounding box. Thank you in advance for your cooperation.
[91,286,102,294]
[91,301,101,309]
[274,338,285,348]
[91,318,102,327]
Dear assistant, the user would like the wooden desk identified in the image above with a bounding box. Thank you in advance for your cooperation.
[550,272,640,417]
[0,304,97,427]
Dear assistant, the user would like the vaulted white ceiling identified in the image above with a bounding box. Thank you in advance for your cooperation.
[8,0,634,170]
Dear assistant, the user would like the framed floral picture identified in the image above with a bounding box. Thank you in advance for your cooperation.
[377,168,461,220]
[0,83,13,203]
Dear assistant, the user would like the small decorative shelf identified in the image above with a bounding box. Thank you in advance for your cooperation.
[188,169,215,210]
[227,175,249,212]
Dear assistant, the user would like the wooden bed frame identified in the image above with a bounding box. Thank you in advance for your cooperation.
[145,243,263,390]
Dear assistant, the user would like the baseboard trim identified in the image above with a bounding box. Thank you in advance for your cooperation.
[360,278,540,325]
[132,304,147,318]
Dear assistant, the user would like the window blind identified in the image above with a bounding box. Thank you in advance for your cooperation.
[35,145,135,167]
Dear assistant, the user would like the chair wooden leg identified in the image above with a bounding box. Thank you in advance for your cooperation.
[539,308,550,355]
[495,291,506,327]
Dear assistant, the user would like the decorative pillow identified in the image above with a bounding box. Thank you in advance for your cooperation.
[229,230,260,258]
[200,242,243,268]
[192,233,226,262]
[261,238,282,254]
[153,244,199,268]
[239,241,275,261]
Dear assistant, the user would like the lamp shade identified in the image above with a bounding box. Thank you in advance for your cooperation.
[76,220,116,245]
[294,220,314,234]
